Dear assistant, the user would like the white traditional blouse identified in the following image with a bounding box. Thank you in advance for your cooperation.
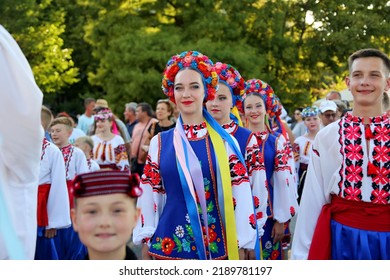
[92,135,129,171]
[60,144,89,180]
[293,135,315,171]
[292,112,390,259]
[87,158,101,172]
[39,139,71,230]
[257,131,299,223]
[222,121,268,237]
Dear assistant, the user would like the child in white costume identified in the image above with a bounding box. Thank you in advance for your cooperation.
[35,137,71,259]
[50,116,89,259]
[75,136,100,172]
[0,25,43,259]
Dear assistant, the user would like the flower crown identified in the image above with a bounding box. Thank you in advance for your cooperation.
[301,106,320,118]
[94,108,113,121]
[244,79,279,118]
[213,62,245,111]
[161,50,219,103]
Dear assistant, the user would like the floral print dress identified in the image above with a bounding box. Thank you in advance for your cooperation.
[133,122,258,259]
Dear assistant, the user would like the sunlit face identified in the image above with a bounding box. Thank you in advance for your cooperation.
[71,193,140,260]
[303,116,321,133]
[50,124,72,148]
[346,57,390,108]
[206,83,232,124]
[244,94,266,126]
[155,102,172,122]
[174,69,205,119]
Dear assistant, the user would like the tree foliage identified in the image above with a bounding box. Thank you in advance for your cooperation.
[0,0,79,103]
[1,0,389,115]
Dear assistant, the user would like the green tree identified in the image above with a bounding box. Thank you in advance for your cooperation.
[0,0,79,113]
[84,0,264,115]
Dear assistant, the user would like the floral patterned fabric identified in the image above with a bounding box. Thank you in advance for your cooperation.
[222,121,268,238]
[254,131,298,260]
[133,123,258,259]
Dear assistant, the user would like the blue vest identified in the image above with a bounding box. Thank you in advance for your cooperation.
[232,126,252,159]
[148,129,228,259]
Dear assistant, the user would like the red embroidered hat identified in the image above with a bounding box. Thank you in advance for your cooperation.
[73,170,142,198]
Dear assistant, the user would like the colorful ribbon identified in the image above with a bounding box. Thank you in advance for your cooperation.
[230,106,243,127]
[173,118,210,259]
[206,120,239,260]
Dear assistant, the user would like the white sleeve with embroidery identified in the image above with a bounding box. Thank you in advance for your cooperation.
[245,134,267,238]
[133,135,166,246]
[272,135,299,223]
[113,135,130,171]
[225,140,257,250]
[46,144,71,230]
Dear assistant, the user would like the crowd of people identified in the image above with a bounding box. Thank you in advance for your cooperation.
[1,24,389,260]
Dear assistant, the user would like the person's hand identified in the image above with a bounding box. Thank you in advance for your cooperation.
[45,228,57,238]
[271,221,284,244]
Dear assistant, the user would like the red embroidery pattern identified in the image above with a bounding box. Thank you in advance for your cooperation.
[41,138,50,160]
[183,122,206,139]
[61,144,74,179]
[340,113,390,203]
[142,159,165,194]
[229,154,250,186]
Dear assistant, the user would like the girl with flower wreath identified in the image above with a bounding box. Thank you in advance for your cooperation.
[91,108,130,171]
[243,79,298,260]
[206,62,269,259]
[133,51,257,260]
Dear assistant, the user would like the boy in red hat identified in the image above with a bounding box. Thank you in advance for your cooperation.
[71,170,142,260]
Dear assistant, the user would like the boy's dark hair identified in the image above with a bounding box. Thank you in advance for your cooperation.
[348,48,390,75]
[137,102,154,117]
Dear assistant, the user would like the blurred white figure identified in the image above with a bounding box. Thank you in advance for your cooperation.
[0,25,43,259]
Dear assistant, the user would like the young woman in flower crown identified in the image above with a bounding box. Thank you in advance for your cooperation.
[243,79,298,260]
[292,106,321,204]
[133,51,257,260]
[91,108,130,171]
[206,62,269,259]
